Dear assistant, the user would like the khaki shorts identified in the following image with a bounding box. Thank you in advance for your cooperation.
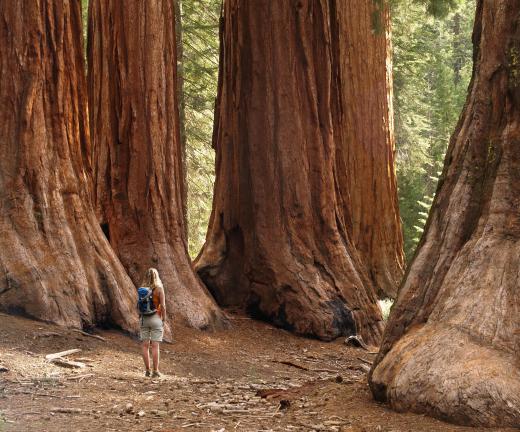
[139,313,164,342]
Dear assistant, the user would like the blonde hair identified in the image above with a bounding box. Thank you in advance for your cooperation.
[141,268,163,291]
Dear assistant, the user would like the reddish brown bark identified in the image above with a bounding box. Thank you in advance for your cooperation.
[334,1,404,299]
[195,0,384,343]
[88,0,226,330]
[0,0,137,331]
[370,0,520,427]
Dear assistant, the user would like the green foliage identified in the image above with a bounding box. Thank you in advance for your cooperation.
[390,0,462,17]
[393,0,475,260]
[180,0,221,257]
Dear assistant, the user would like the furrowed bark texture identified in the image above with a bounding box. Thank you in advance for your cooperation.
[334,1,404,299]
[195,0,384,343]
[88,0,225,330]
[0,0,137,331]
[370,0,520,427]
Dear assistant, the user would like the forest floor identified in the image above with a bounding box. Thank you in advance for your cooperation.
[0,312,514,432]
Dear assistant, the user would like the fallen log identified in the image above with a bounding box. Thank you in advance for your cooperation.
[72,329,106,342]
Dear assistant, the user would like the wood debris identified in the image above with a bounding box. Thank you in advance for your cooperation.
[67,374,94,381]
[35,331,61,338]
[72,329,106,342]
[49,358,86,369]
[345,335,369,350]
[45,349,81,361]
[256,388,287,399]
[50,407,82,414]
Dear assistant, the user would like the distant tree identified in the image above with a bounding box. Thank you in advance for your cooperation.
[0,0,136,330]
[336,1,404,299]
[370,0,520,427]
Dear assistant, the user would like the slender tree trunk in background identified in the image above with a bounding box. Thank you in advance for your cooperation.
[195,0,383,343]
[88,0,226,330]
[370,0,520,427]
[452,12,463,84]
[334,0,404,299]
[0,0,137,331]
[175,0,189,236]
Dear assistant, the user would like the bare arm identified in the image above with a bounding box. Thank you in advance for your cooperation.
[159,286,166,320]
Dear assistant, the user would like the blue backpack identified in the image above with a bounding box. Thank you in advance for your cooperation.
[137,287,157,316]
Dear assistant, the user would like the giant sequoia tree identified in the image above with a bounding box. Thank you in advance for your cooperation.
[0,0,137,330]
[88,0,225,329]
[370,0,520,427]
[335,1,404,299]
[195,0,387,343]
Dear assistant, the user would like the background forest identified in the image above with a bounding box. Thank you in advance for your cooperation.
[176,0,476,260]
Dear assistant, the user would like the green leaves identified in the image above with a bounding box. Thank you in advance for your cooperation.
[181,0,221,257]
[390,0,462,18]
[394,0,475,260]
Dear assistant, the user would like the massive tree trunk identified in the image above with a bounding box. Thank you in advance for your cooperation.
[195,0,384,343]
[0,0,137,331]
[335,1,404,299]
[88,0,226,330]
[370,0,520,427]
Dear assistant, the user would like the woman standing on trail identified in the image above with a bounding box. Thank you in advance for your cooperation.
[137,268,167,378]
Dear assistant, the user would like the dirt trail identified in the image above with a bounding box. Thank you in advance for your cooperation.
[0,313,512,432]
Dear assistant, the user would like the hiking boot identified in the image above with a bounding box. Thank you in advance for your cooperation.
[151,371,161,378]
[145,370,151,377]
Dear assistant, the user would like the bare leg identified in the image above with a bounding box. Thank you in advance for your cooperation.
[151,341,160,372]
[141,340,151,371]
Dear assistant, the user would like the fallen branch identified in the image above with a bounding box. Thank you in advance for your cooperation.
[271,360,309,371]
[75,358,96,363]
[271,360,339,374]
[357,356,373,365]
[35,331,61,338]
[51,407,82,414]
[16,391,80,399]
[67,374,94,381]
[45,349,81,361]
[256,388,287,399]
[311,368,340,374]
[72,329,106,342]
[50,358,86,369]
